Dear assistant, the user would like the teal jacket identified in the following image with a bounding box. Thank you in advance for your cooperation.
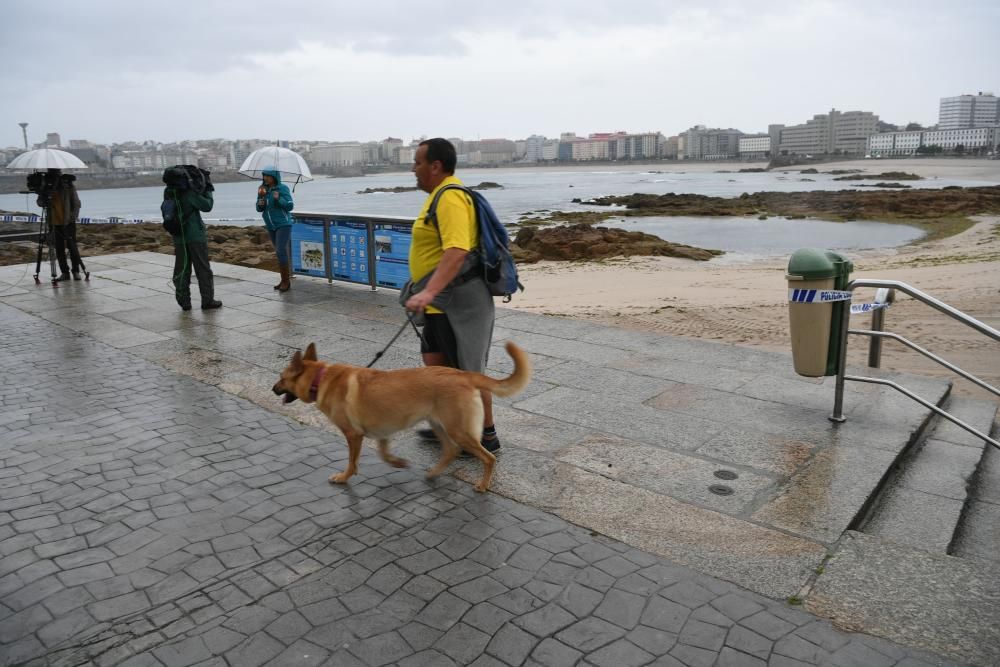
[169,188,213,245]
[256,169,294,231]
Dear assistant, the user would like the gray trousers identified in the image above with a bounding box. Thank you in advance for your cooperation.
[51,222,83,275]
[173,242,215,305]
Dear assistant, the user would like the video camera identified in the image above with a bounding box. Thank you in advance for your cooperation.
[24,171,76,205]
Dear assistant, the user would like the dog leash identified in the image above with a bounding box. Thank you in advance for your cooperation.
[366,312,426,368]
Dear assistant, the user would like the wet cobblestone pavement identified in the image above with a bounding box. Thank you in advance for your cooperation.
[0,303,965,666]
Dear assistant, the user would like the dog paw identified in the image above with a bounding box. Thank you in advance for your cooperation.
[388,458,410,469]
[474,483,489,493]
[329,472,351,484]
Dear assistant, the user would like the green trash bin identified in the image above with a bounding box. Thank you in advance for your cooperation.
[786,248,853,377]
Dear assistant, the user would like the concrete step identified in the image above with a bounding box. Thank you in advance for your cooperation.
[860,396,998,553]
[952,418,1000,563]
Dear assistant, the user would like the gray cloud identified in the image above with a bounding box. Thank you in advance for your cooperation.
[2,0,998,146]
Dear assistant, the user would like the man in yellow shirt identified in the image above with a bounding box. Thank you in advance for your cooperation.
[404,138,499,453]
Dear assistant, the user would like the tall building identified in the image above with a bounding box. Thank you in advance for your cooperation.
[525,135,546,162]
[46,132,61,147]
[680,126,742,159]
[939,92,999,129]
[777,109,878,156]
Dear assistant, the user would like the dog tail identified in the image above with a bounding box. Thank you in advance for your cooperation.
[474,342,532,398]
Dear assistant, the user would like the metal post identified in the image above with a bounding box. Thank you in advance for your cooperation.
[830,282,854,422]
[867,287,895,368]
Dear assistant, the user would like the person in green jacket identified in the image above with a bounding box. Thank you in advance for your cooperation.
[168,185,222,311]
[255,168,294,292]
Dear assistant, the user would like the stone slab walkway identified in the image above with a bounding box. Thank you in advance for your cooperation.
[0,251,992,665]
[0,302,961,667]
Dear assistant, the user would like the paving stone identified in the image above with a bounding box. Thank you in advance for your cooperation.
[416,591,471,631]
[586,638,655,667]
[487,621,539,666]
[531,637,584,667]
[555,617,626,653]
[434,622,491,664]
[346,629,413,666]
[740,610,797,641]
[593,588,646,630]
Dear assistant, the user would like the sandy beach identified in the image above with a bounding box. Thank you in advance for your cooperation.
[508,159,1000,399]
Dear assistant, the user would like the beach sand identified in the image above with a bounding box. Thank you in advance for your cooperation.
[507,159,1000,399]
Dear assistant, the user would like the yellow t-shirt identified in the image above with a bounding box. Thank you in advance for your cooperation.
[409,175,478,314]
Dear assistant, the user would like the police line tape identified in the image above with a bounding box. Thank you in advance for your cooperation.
[1,215,256,224]
[788,289,890,315]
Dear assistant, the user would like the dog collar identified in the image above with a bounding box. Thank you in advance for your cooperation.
[309,367,326,399]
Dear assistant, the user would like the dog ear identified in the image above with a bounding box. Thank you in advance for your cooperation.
[290,350,303,370]
[304,343,317,361]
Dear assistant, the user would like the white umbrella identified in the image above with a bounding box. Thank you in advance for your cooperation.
[6,148,88,170]
[239,147,313,188]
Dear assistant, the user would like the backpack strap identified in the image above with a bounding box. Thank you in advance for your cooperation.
[424,184,472,229]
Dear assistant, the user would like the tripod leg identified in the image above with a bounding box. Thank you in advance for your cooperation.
[33,217,45,284]
[48,224,59,287]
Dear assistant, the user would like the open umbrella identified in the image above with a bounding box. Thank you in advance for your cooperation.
[239,146,313,189]
[6,148,88,170]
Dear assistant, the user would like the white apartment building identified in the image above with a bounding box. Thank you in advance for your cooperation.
[525,135,546,162]
[111,150,199,170]
[311,143,366,167]
[571,138,611,160]
[397,146,415,165]
[541,139,560,161]
[867,131,922,156]
[939,93,999,130]
[738,135,770,158]
[614,133,664,159]
[922,127,997,151]
[777,109,878,155]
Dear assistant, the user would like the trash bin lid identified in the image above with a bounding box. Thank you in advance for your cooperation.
[786,248,853,280]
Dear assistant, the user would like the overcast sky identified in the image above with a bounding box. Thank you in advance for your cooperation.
[2,0,998,148]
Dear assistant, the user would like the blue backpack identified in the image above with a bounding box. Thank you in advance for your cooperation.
[427,185,524,302]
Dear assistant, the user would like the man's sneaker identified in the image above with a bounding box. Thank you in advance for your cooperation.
[461,435,501,458]
[54,273,70,282]
[201,300,223,310]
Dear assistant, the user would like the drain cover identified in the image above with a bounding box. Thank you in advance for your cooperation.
[714,469,738,480]
[708,484,734,496]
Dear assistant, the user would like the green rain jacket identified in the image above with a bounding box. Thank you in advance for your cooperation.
[169,188,214,246]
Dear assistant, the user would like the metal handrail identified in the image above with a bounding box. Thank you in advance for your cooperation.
[830,279,1000,450]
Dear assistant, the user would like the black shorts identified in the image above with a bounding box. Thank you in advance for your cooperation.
[421,313,460,368]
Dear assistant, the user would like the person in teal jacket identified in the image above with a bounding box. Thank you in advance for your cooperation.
[256,168,294,292]
[169,186,222,311]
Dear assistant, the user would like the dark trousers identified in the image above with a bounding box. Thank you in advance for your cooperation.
[51,222,83,275]
[267,226,292,267]
[172,241,215,306]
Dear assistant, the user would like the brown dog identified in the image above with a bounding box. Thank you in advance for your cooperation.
[272,342,531,493]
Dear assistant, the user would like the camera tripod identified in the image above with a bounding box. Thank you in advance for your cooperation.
[32,204,90,286]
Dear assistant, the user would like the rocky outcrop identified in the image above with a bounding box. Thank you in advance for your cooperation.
[512,224,721,263]
[357,181,504,194]
[833,171,922,181]
[577,185,1000,223]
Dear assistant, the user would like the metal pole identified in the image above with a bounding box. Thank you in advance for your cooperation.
[19,122,28,149]
[830,281,854,422]
[867,287,895,368]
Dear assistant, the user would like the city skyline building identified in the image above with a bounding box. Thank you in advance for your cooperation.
[939,92,999,130]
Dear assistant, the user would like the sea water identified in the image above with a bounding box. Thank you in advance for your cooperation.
[1,165,985,256]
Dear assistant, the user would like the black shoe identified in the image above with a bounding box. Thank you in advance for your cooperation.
[55,273,70,282]
[201,300,223,310]
[178,302,192,311]
[461,435,501,458]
